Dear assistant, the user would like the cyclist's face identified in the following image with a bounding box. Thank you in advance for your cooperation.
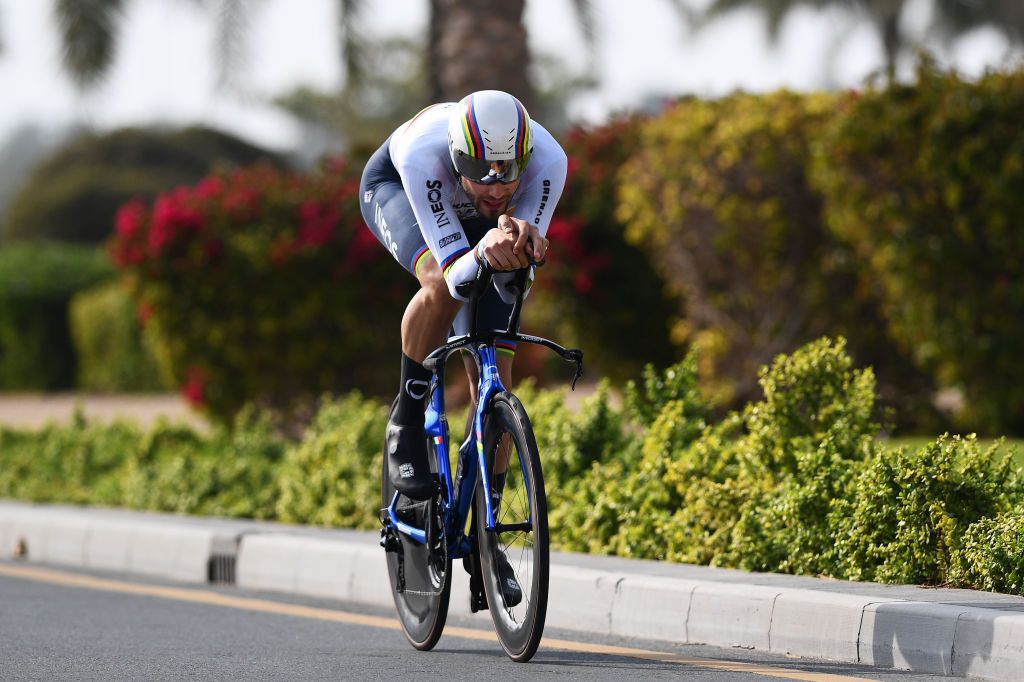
[460,176,520,219]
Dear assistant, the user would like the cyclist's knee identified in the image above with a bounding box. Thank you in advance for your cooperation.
[417,258,460,312]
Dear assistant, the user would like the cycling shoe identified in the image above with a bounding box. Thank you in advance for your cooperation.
[386,418,435,501]
[495,549,522,607]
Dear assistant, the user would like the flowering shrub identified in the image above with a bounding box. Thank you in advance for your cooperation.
[110,158,415,423]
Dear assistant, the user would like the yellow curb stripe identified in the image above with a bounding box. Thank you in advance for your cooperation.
[0,563,875,681]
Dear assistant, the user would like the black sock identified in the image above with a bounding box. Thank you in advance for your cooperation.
[395,353,431,426]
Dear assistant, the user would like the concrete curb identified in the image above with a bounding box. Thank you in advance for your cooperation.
[2,501,1022,681]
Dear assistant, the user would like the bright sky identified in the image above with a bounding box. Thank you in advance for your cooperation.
[0,0,1018,152]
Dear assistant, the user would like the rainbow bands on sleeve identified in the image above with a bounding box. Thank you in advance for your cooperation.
[441,247,471,278]
[411,245,431,278]
[460,95,484,158]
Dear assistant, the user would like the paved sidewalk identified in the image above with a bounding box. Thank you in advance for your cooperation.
[1,500,1021,681]
[0,393,208,431]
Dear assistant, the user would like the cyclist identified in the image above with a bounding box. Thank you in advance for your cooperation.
[360,91,567,603]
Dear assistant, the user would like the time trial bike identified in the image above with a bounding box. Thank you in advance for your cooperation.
[380,262,583,662]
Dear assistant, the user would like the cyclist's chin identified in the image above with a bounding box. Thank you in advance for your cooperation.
[475,199,508,218]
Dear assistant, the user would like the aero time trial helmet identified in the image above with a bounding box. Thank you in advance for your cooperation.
[447,90,533,185]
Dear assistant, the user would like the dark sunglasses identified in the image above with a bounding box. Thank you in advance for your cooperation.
[453,152,526,185]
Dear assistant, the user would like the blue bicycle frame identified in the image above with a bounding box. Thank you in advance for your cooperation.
[384,265,582,560]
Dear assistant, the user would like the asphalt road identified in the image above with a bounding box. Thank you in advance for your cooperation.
[0,561,960,682]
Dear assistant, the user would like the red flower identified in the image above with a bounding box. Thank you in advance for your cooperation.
[224,185,261,219]
[546,217,586,260]
[574,272,593,295]
[115,199,147,239]
[149,192,204,256]
[344,223,380,269]
[110,241,144,268]
[181,365,207,406]
[297,201,339,248]
[194,176,225,202]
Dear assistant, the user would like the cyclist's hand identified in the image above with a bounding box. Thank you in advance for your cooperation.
[481,222,530,271]
[500,215,549,264]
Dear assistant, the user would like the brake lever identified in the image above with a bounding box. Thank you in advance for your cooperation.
[563,348,584,391]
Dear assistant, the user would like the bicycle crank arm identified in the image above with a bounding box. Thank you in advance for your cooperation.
[493,522,532,533]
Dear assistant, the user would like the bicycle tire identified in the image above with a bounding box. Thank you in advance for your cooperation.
[381,426,451,651]
[475,391,549,662]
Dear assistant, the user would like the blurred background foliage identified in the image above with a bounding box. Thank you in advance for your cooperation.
[1,58,1023,438]
[812,59,1024,434]
[0,0,1021,438]
[1,125,286,245]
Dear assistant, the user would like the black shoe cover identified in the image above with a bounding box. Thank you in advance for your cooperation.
[495,550,523,607]
[386,419,435,500]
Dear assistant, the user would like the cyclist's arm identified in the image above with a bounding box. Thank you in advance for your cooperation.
[394,161,478,300]
[510,148,568,239]
[491,149,568,303]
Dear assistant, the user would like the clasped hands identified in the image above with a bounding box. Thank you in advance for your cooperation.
[477,215,548,271]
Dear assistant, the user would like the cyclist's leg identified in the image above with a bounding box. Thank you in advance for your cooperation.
[404,258,462,362]
[360,142,461,499]
[359,139,463,364]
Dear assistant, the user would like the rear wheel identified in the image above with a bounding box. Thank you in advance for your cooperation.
[475,391,548,662]
[381,423,451,650]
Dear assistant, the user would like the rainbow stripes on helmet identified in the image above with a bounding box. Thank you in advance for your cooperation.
[449,90,534,165]
[460,96,485,159]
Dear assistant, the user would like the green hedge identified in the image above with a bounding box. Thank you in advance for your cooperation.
[69,280,166,392]
[834,434,1019,585]
[949,509,1024,595]
[605,61,1024,434]
[275,393,388,529]
[4,336,1020,595]
[0,242,114,389]
[811,60,1024,434]
[0,409,285,519]
[615,90,940,428]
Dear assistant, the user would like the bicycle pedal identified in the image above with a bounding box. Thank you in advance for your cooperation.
[379,527,401,553]
[470,588,488,613]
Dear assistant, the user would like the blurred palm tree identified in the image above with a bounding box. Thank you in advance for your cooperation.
[52,0,611,107]
[700,0,1024,76]
[52,0,633,152]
